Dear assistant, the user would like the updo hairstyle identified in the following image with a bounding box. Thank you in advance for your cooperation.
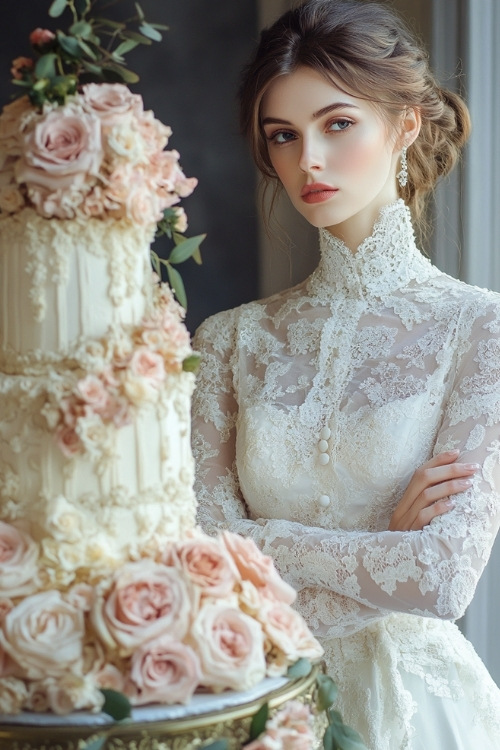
[239,0,471,222]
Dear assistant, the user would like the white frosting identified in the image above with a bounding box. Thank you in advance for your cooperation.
[0,370,196,583]
[0,209,154,364]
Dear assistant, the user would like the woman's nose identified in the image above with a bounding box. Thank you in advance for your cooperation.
[298,136,325,173]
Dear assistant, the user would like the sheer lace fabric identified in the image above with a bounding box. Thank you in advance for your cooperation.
[192,201,500,749]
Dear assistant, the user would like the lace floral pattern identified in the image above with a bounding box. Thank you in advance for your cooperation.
[192,201,500,748]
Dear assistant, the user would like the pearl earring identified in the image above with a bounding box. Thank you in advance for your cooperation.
[397,145,408,188]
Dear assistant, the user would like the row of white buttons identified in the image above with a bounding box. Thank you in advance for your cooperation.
[318,426,332,506]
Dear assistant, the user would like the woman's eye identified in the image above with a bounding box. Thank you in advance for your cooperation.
[328,119,353,132]
[267,130,296,145]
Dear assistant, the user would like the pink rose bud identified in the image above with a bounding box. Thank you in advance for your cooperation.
[10,57,34,80]
[29,28,56,47]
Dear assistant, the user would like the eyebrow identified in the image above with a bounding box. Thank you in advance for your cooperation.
[261,101,359,126]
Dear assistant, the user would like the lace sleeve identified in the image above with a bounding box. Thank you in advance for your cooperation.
[193,304,500,639]
[237,305,500,636]
[192,310,258,537]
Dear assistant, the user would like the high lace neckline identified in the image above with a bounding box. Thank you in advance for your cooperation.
[307,200,438,300]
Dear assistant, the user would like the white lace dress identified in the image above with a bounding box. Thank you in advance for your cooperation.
[192,200,500,750]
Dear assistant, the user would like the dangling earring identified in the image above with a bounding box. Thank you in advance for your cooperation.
[397,145,408,188]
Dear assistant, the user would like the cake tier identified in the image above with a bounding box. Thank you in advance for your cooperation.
[0,367,196,583]
[0,668,326,750]
[0,209,154,367]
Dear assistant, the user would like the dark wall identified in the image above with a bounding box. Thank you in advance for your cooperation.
[0,0,260,333]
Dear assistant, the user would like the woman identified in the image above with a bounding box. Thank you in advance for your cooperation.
[192,1,500,747]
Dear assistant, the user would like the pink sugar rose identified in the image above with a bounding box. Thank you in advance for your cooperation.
[55,423,82,457]
[128,636,202,706]
[137,109,172,152]
[92,560,192,655]
[191,601,266,691]
[0,590,85,680]
[222,531,297,605]
[15,103,103,193]
[94,663,126,693]
[75,374,110,412]
[258,600,324,664]
[246,701,315,750]
[126,180,162,225]
[0,521,39,597]
[29,28,56,47]
[82,83,143,125]
[173,537,240,598]
[129,347,166,386]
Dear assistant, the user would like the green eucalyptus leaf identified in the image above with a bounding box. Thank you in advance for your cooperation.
[317,673,339,711]
[49,0,68,18]
[149,23,170,31]
[249,702,269,741]
[135,2,145,21]
[150,250,162,279]
[70,20,93,38]
[82,60,103,76]
[93,17,126,31]
[139,23,162,42]
[191,246,202,265]
[33,78,49,91]
[100,689,131,721]
[77,39,98,60]
[287,657,312,679]
[57,33,83,58]
[182,354,201,373]
[101,63,139,84]
[121,30,152,45]
[12,79,33,88]
[169,235,205,265]
[81,737,108,750]
[166,264,187,309]
[113,39,140,59]
[34,53,58,79]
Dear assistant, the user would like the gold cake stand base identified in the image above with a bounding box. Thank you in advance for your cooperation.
[0,666,326,750]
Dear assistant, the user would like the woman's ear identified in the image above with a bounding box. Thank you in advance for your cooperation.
[399,107,421,148]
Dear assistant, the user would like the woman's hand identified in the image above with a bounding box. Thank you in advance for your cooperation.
[389,450,479,531]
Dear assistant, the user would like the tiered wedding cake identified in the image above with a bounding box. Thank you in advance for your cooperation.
[0,4,324,728]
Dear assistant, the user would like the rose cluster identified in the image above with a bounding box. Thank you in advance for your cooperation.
[42,281,192,458]
[0,83,197,225]
[0,523,323,715]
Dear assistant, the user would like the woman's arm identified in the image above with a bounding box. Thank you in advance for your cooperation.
[193,304,500,637]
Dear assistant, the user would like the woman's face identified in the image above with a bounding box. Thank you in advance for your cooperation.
[261,66,401,249]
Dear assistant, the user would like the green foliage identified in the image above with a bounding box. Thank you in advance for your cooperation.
[202,741,230,750]
[13,0,169,107]
[248,702,269,741]
[100,688,132,721]
[287,657,313,679]
[152,208,206,309]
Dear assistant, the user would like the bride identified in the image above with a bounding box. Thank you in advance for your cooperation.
[192,1,500,747]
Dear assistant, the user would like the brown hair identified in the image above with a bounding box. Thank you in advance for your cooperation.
[239,0,471,224]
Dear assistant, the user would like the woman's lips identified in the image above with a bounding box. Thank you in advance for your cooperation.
[300,183,339,204]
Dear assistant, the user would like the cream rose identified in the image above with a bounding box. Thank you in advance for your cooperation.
[44,495,84,543]
[222,531,297,605]
[173,537,239,598]
[75,374,110,412]
[191,601,266,691]
[82,83,143,125]
[0,185,25,213]
[0,676,28,714]
[92,560,192,655]
[128,635,201,705]
[0,590,85,679]
[15,103,103,193]
[129,347,166,386]
[46,674,104,715]
[0,521,39,597]
[258,600,324,664]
